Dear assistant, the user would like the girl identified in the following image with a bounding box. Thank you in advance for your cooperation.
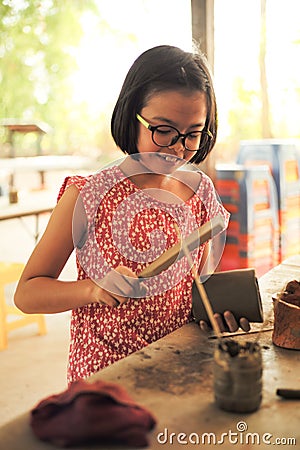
[15,45,249,384]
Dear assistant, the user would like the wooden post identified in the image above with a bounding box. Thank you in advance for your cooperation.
[191,0,216,182]
[191,0,215,71]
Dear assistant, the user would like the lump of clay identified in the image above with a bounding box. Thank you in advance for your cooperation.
[279,280,300,307]
[273,279,300,350]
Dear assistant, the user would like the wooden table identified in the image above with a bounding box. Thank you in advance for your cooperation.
[0,120,51,158]
[0,257,299,449]
[0,190,55,243]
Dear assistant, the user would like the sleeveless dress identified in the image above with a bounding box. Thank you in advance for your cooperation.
[57,165,229,384]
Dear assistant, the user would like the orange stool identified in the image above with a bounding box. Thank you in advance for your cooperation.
[0,262,47,350]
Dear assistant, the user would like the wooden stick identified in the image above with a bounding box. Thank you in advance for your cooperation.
[208,327,274,339]
[174,223,222,339]
[138,215,225,279]
[193,271,222,339]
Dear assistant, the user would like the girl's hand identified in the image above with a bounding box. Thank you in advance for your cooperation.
[90,266,147,308]
[199,310,251,333]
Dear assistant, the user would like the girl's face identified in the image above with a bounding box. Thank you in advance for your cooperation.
[136,89,208,173]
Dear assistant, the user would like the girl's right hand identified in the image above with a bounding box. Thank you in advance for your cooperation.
[90,266,147,307]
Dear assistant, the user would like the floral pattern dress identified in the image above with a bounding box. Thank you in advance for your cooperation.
[58,165,229,384]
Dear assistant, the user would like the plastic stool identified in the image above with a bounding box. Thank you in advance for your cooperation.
[0,262,47,350]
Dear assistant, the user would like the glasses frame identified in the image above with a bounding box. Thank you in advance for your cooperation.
[136,113,213,152]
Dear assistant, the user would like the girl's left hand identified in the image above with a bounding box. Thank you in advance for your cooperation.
[199,310,251,333]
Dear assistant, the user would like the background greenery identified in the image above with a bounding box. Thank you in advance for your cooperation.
[0,0,122,159]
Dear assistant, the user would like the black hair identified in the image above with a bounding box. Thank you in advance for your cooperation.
[111,44,217,164]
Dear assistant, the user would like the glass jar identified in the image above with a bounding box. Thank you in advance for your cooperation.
[213,340,262,413]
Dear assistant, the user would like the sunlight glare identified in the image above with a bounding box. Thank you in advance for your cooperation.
[71,0,192,115]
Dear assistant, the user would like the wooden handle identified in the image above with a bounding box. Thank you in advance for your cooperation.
[138,215,225,278]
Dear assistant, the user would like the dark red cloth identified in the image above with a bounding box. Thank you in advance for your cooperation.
[30,379,156,448]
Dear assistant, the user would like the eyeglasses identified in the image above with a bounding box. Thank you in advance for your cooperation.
[136,113,212,152]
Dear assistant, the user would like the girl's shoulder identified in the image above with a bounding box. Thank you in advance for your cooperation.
[57,166,123,202]
[175,166,214,195]
[57,175,87,202]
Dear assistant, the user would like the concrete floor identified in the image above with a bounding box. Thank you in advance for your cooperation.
[0,310,70,427]
[0,171,78,428]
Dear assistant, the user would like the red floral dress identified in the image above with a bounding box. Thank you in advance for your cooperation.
[58,165,229,384]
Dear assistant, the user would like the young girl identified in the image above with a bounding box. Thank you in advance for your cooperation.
[15,45,249,384]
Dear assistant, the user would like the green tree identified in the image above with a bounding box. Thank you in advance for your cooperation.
[0,0,98,154]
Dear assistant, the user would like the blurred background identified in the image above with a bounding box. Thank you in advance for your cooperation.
[0,0,300,275]
[1,0,299,160]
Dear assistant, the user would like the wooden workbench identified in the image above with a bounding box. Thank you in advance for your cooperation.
[0,257,299,449]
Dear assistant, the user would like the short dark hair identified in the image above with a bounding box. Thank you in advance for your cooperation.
[111,45,217,164]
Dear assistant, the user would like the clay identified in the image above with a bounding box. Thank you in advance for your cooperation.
[272,298,300,350]
[272,280,300,350]
[279,280,300,307]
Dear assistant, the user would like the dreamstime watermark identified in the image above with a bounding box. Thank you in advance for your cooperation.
[156,421,297,446]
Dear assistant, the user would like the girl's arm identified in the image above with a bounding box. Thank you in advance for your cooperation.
[14,185,94,313]
[14,185,138,314]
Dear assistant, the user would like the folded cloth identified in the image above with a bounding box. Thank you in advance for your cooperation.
[30,379,156,448]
